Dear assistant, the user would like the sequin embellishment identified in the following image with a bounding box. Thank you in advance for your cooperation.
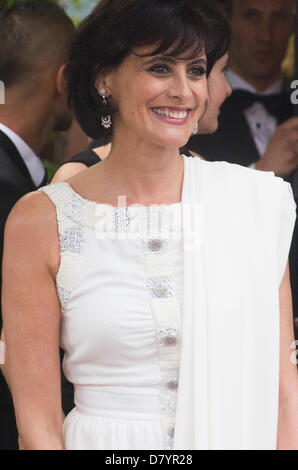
[112,207,130,233]
[60,226,84,255]
[143,204,182,450]
[147,276,175,299]
[38,183,87,312]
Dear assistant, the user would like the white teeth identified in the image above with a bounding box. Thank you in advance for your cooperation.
[153,108,188,119]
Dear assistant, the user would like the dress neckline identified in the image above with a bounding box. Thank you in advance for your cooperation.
[61,154,187,210]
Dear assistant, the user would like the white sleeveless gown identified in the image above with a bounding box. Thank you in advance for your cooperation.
[39,155,296,450]
[40,177,183,450]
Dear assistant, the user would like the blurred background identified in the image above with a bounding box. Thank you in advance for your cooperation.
[0,0,99,179]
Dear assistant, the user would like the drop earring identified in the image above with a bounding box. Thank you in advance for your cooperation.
[192,123,198,135]
[100,88,112,129]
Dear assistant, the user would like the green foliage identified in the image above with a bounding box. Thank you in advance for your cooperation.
[0,0,96,21]
[42,159,59,183]
[0,0,15,8]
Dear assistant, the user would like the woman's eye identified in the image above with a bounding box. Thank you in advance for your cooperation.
[148,64,170,75]
[189,66,206,78]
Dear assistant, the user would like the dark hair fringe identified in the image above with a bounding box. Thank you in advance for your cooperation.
[66,0,230,140]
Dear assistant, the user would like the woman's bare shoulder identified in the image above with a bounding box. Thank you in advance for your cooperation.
[6,190,56,229]
[4,191,60,274]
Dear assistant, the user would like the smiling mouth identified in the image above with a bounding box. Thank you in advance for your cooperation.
[151,107,191,120]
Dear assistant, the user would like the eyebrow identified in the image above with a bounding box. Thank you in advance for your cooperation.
[142,55,207,66]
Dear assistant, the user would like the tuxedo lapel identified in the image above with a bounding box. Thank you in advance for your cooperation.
[221,95,260,165]
[0,130,37,191]
[188,88,294,166]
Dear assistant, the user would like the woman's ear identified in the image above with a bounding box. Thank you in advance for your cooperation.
[95,72,111,97]
[56,64,68,95]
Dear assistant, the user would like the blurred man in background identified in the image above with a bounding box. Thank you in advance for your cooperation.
[0,0,75,449]
[189,0,296,176]
[188,0,298,342]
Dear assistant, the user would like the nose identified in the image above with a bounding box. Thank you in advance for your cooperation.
[168,71,194,101]
[257,18,272,43]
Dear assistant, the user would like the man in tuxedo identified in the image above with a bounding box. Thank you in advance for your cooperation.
[189,0,296,172]
[188,0,298,341]
[0,0,75,449]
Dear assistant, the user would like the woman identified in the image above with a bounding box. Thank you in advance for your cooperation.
[51,54,231,181]
[2,0,298,450]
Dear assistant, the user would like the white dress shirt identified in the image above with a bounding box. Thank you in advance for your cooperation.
[0,122,46,187]
[225,70,283,166]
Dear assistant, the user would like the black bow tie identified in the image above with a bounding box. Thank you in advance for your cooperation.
[232,89,286,120]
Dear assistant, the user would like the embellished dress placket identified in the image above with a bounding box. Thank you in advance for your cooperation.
[142,204,182,450]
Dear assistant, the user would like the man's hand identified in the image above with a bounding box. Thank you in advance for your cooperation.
[255,117,298,178]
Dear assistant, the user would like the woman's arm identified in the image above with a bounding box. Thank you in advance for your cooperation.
[2,192,64,450]
[277,261,298,450]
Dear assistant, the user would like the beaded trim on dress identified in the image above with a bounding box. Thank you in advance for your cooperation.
[141,204,182,449]
[39,183,88,313]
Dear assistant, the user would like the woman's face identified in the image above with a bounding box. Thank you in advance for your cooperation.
[198,53,232,135]
[98,45,208,149]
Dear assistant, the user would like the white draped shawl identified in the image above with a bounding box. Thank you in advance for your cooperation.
[174,156,296,450]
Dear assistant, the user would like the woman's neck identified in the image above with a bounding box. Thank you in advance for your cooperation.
[97,135,185,206]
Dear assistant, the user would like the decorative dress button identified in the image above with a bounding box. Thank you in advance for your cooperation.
[160,327,179,346]
[163,335,177,346]
[154,285,168,298]
[167,380,178,390]
[148,276,175,299]
[148,239,163,252]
